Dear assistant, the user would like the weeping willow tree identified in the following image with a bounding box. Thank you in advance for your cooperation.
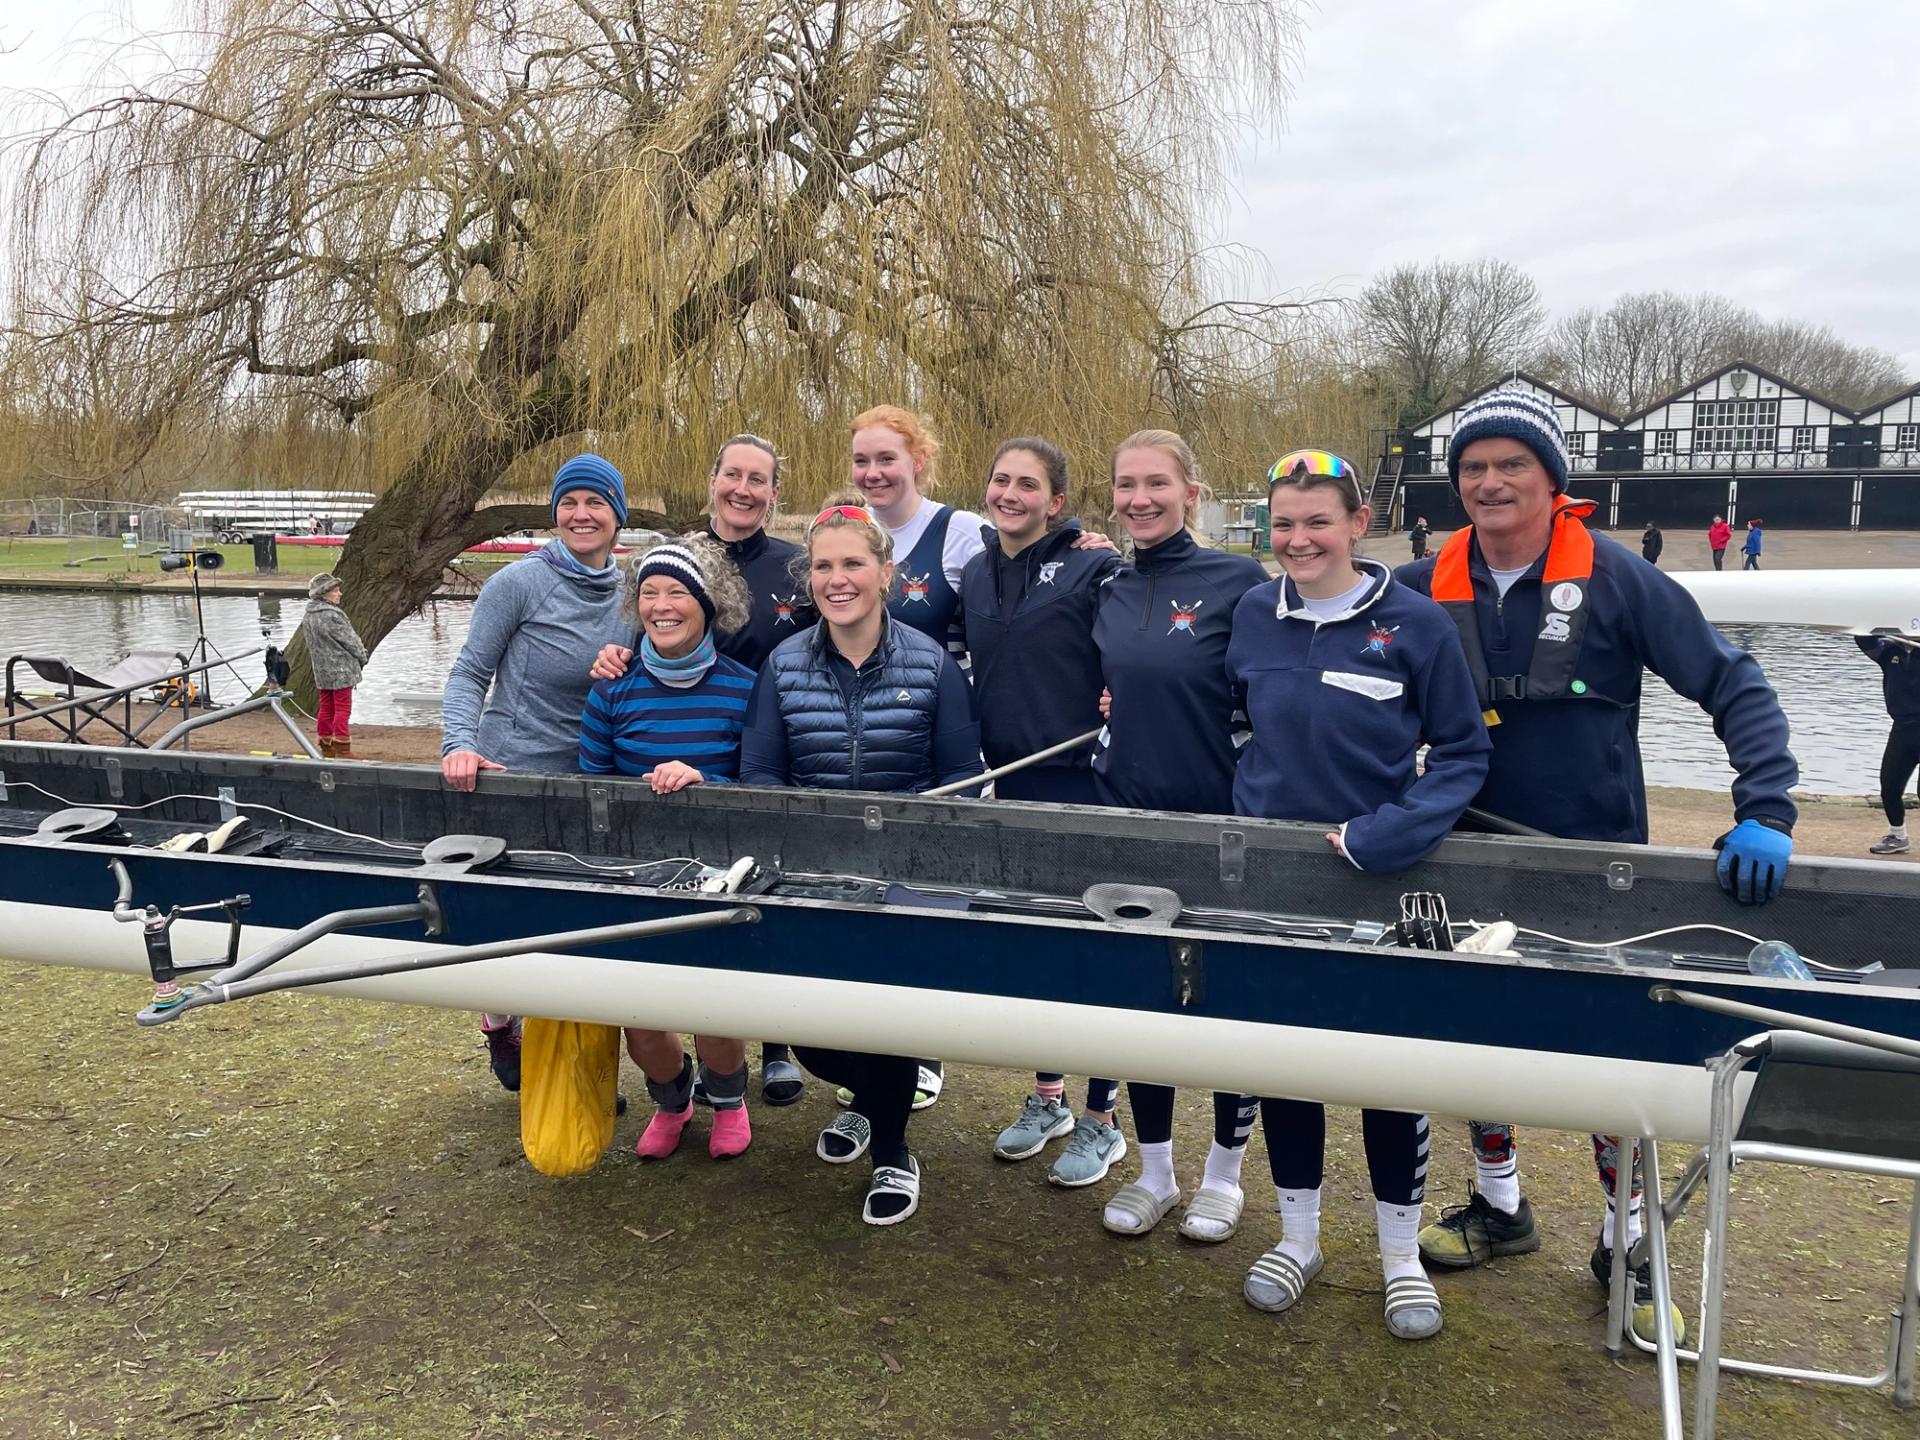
[6,0,1306,690]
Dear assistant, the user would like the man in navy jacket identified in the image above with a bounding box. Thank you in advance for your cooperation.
[1395,387,1798,1341]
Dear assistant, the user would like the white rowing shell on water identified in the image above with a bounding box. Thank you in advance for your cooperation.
[1669,568,1920,637]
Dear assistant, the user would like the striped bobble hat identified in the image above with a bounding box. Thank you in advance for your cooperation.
[634,543,715,621]
[1446,388,1570,495]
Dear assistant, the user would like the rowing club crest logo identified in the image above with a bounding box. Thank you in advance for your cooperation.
[1362,624,1400,657]
[1167,599,1204,636]
[770,592,799,626]
[1038,561,1063,586]
[900,569,931,604]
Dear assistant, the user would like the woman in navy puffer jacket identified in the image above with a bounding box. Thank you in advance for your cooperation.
[739,499,980,1227]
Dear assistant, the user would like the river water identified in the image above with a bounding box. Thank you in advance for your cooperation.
[0,589,1890,795]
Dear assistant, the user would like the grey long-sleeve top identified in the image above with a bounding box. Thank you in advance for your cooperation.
[440,554,634,774]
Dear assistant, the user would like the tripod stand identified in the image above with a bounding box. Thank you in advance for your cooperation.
[159,549,225,708]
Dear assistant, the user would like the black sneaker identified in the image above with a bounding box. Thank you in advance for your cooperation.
[1590,1243,1687,1345]
[1417,1192,1541,1268]
[482,1020,521,1092]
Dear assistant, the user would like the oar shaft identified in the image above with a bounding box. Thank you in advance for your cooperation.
[924,727,1104,799]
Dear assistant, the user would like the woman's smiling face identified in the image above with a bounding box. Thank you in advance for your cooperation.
[850,425,922,512]
[709,442,778,540]
[984,447,1062,546]
[808,525,891,628]
[1111,445,1196,548]
[554,489,620,561]
[636,576,706,657]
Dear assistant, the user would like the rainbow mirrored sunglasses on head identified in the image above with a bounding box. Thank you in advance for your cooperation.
[810,503,880,531]
[1267,449,1363,505]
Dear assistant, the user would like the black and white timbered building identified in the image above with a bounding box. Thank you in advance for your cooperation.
[1386,361,1920,532]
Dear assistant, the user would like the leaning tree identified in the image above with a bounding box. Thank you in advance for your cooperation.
[6,0,1303,697]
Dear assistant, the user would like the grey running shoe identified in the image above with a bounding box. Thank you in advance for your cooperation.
[1870,831,1910,855]
[1418,1192,1541,1268]
[993,1095,1075,1161]
[1048,1115,1128,1187]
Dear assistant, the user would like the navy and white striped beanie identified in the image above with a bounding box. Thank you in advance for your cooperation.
[635,543,714,622]
[1446,388,1570,495]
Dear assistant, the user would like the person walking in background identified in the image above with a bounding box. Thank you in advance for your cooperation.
[1640,523,1663,567]
[1858,633,1920,855]
[1409,515,1431,561]
[1708,515,1731,570]
[1743,517,1764,570]
[302,572,367,758]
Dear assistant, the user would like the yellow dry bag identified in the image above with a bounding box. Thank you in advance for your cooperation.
[519,1017,621,1177]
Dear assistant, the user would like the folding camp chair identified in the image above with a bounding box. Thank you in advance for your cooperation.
[4,649,191,745]
[1619,988,1920,1438]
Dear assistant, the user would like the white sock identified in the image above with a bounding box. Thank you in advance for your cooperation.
[1475,1154,1520,1215]
[1134,1140,1177,1200]
[1275,1186,1322,1266]
[1181,1141,1247,1239]
[480,1012,515,1032]
[1602,1195,1645,1249]
[1200,1139,1246,1193]
[1377,1201,1427,1285]
[1893,825,1910,840]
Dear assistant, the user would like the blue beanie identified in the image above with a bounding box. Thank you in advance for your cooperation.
[1446,389,1570,495]
[551,453,629,525]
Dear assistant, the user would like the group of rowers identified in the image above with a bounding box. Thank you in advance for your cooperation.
[436,389,1800,1344]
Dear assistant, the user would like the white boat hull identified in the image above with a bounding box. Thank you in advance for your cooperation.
[6,901,1747,1143]
[1670,567,1920,635]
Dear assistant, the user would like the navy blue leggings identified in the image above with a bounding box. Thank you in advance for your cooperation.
[1127,1085,1257,1149]
[1261,1100,1429,1207]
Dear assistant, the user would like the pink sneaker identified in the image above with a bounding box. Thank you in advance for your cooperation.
[635,1104,693,1161]
[709,1106,753,1160]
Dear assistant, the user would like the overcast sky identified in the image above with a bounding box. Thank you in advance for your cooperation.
[1227,0,1920,372]
[5,0,1917,374]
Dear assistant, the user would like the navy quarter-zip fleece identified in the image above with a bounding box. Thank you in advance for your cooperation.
[1228,561,1490,872]
[962,521,1121,777]
[1093,530,1269,815]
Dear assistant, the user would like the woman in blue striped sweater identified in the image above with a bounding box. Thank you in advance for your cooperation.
[579,539,758,1161]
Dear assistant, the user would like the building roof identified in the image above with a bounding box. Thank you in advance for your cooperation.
[1852,378,1920,421]
[1412,371,1625,432]
[1617,359,1859,427]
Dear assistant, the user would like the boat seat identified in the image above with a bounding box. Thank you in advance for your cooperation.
[5,649,191,746]
[1628,1024,1920,1438]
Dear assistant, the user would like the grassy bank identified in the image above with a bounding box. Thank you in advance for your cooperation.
[3,968,1916,1438]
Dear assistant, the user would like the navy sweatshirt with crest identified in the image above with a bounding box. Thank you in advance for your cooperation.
[708,523,815,671]
[961,520,1121,775]
[1398,531,1796,843]
[1228,561,1491,872]
[1092,530,1269,815]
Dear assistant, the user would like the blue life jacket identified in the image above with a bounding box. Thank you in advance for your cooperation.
[888,504,961,642]
[760,617,950,790]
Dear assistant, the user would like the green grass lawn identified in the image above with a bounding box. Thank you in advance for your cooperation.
[0,537,335,578]
[0,537,515,585]
[4,963,1915,1439]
